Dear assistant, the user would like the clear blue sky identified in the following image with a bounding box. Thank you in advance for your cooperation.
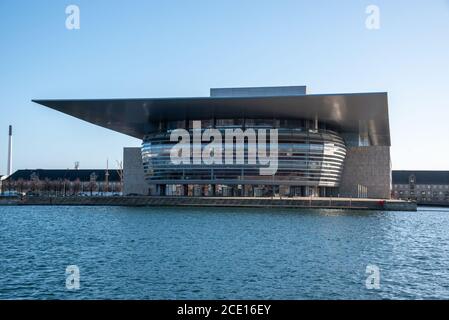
[1,0,448,174]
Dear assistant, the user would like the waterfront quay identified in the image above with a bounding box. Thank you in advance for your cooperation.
[0,196,417,211]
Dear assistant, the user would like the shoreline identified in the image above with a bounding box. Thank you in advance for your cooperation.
[0,196,417,211]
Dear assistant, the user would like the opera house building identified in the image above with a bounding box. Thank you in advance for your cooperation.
[33,86,392,199]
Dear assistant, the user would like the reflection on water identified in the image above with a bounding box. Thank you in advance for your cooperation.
[0,205,448,299]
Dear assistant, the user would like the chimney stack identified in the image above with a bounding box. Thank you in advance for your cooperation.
[7,125,12,176]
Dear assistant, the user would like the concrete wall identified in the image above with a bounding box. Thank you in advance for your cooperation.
[339,146,391,199]
[123,147,148,195]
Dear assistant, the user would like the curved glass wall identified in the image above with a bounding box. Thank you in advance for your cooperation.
[141,120,347,187]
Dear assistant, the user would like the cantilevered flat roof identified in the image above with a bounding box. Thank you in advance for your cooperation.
[33,92,390,145]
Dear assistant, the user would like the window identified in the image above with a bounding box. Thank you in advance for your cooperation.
[168,120,186,130]
[245,119,274,128]
[187,119,214,129]
[216,119,244,127]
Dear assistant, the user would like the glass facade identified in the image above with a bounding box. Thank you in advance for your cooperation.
[141,119,347,195]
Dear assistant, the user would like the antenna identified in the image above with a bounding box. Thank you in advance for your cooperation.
[116,160,124,190]
[7,125,12,176]
[105,159,109,193]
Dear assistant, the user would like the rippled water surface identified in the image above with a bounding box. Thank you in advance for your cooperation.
[1,205,449,299]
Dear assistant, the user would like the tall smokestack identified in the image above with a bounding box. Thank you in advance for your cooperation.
[7,125,12,176]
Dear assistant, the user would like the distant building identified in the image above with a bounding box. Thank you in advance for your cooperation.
[392,171,449,205]
[1,169,123,196]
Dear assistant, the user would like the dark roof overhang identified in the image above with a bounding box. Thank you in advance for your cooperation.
[33,92,390,145]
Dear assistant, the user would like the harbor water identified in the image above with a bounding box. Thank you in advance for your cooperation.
[0,206,448,299]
